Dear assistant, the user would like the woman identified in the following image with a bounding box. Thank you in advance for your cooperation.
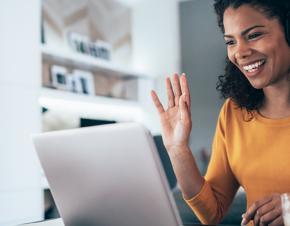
[151,0,290,225]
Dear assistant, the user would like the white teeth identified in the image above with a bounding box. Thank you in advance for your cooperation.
[243,60,265,72]
[248,68,257,73]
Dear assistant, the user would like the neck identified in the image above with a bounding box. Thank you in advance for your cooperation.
[260,79,290,119]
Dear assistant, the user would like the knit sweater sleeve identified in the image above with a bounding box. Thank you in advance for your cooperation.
[184,99,239,224]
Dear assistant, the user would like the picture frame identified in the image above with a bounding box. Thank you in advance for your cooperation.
[68,32,112,61]
[68,32,90,54]
[95,40,112,60]
[66,73,82,93]
[73,70,95,95]
[51,65,68,90]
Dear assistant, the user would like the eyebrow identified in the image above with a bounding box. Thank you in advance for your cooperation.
[224,25,265,38]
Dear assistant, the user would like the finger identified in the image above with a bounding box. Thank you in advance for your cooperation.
[268,216,283,226]
[256,202,275,225]
[243,197,272,225]
[254,211,262,226]
[260,206,281,225]
[166,77,175,108]
[180,73,191,108]
[179,94,191,122]
[172,74,182,106]
[151,90,165,114]
[254,214,261,226]
[255,203,275,226]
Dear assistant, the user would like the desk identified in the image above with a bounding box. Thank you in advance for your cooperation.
[21,219,64,226]
[21,219,237,226]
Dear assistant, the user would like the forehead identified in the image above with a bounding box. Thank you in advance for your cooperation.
[223,4,271,34]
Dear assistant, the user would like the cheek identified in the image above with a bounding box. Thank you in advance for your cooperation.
[227,49,236,65]
[255,34,287,59]
[256,42,277,65]
[254,41,273,54]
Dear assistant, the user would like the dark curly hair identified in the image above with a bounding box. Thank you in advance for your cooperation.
[214,0,290,111]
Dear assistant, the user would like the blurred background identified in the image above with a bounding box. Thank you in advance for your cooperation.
[0,0,245,225]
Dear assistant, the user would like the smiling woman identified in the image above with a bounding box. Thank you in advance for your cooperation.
[216,1,290,112]
[151,0,290,226]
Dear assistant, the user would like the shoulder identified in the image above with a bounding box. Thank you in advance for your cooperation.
[219,98,247,123]
[220,98,240,117]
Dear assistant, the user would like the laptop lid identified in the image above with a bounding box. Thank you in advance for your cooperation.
[32,122,183,226]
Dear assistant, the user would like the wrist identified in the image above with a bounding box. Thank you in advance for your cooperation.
[167,145,192,158]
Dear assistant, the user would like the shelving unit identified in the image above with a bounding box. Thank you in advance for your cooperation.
[39,44,155,126]
[39,0,157,130]
[39,47,154,190]
[41,45,148,79]
[38,0,161,216]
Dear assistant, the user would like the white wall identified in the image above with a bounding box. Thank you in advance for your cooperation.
[179,0,226,173]
[131,0,181,77]
[131,0,181,134]
[0,0,43,225]
[131,0,226,174]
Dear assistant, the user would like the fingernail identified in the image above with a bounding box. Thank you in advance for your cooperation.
[241,218,246,226]
[241,213,245,218]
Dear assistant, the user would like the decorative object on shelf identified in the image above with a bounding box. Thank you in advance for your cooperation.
[66,73,82,94]
[68,32,89,54]
[49,65,96,95]
[95,40,111,60]
[73,70,95,95]
[43,59,140,101]
[68,32,111,61]
[51,65,68,90]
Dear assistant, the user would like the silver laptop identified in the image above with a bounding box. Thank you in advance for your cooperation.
[32,122,183,226]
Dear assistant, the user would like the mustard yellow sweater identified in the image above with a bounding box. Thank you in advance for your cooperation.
[185,99,290,224]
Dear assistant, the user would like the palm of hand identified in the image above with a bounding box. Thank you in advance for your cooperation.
[160,106,190,149]
[151,74,192,152]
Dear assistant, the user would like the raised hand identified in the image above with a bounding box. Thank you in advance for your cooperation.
[151,73,192,154]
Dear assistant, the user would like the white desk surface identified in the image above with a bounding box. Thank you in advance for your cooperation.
[20,218,64,226]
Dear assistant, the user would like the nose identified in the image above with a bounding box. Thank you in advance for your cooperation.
[235,40,252,60]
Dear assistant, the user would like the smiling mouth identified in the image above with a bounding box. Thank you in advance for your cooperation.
[242,59,266,73]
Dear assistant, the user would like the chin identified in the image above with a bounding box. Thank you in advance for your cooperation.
[248,80,266,90]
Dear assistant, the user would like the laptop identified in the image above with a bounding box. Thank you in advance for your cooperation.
[32,122,183,226]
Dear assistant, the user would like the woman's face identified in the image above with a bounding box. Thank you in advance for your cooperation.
[224,4,290,89]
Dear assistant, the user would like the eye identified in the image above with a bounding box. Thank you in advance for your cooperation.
[248,32,263,40]
[225,39,235,46]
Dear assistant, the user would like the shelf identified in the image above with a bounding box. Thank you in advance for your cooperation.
[39,88,144,122]
[41,45,147,79]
